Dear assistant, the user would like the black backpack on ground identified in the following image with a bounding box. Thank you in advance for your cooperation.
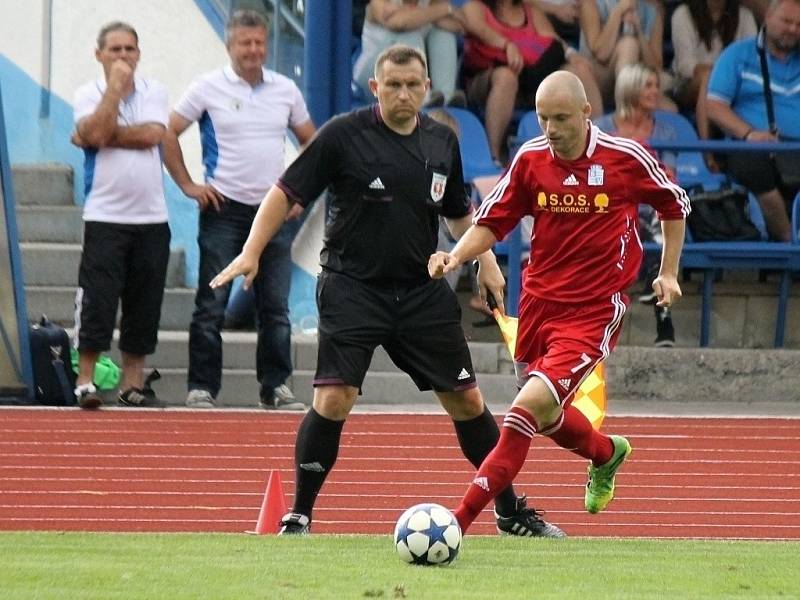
[29,315,76,405]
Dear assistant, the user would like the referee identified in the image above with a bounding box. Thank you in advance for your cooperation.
[211,45,564,538]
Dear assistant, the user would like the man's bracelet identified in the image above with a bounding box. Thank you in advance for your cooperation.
[742,129,753,141]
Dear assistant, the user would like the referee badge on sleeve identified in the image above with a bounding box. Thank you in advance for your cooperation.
[430,172,447,203]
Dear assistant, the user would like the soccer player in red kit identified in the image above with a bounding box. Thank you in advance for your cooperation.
[428,70,690,534]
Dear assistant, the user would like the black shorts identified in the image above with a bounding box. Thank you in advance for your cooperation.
[75,221,170,355]
[314,270,477,393]
[726,152,781,195]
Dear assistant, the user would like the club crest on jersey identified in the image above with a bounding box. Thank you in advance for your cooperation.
[430,172,447,203]
[588,164,604,186]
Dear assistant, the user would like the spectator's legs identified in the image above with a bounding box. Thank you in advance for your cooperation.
[468,67,518,162]
[425,26,458,102]
[188,203,249,398]
[755,190,792,242]
[612,36,640,77]
[252,221,293,398]
[119,352,145,391]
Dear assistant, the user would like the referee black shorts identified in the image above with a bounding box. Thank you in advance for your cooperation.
[75,221,171,355]
[314,270,477,393]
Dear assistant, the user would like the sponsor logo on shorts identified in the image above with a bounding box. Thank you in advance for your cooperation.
[457,368,471,380]
[558,378,572,391]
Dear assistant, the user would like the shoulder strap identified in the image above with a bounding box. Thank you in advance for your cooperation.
[51,352,75,406]
[756,27,777,134]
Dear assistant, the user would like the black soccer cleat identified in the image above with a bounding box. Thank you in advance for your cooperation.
[495,495,566,538]
[278,512,311,535]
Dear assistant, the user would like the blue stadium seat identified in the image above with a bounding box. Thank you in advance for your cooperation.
[508,110,542,156]
[444,107,501,182]
[651,111,728,191]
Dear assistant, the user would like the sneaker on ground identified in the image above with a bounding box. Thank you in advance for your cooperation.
[75,383,103,410]
[118,369,165,408]
[278,512,310,535]
[585,435,632,514]
[260,384,305,411]
[495,495,566,538]
[654,306,675,348]
[186,389,215,408]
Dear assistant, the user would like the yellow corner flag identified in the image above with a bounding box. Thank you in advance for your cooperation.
[491,308,607,430]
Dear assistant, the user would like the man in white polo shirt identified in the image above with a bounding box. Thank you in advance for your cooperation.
[164,9,315,409]
[71,21,170,409]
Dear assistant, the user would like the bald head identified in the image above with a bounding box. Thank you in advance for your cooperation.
[535,70,588,110]
[534,71,592,161]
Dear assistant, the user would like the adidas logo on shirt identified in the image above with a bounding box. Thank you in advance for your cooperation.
[457,368,471,380]
[562,173,579,186]
[368,177,385,190]
[473,476,490,492]
[558,378,572,391]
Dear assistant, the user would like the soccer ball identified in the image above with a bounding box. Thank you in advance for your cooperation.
[393,503,462,566]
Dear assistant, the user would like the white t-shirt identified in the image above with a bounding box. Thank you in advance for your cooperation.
[670,5,757,81]
[173,65,311,205]
[73,77,169,224]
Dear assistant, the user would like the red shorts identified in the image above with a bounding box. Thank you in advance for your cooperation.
[514,292,628,405]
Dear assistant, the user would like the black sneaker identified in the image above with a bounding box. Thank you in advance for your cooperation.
[118,369,165,407]
[654,306,675,348]
[495,495,566,538]
[278,512,310,535]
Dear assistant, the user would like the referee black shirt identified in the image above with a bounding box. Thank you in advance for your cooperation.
[277,105,470,285]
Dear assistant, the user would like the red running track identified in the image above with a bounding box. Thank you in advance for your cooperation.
[1,408,799,539]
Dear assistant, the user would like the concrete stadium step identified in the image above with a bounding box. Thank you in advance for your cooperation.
[15,205,83,243]
[11,163,74,206]
[89,333,800,407]
[108,368,520,409]
[103,331,507,372]
[21,242,186,287]
[26,286,195,329]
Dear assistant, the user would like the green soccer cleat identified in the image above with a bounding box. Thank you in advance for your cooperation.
[585,435,632,514]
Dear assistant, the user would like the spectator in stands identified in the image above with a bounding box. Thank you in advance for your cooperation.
[671,0,757,149]
[70,21,169,409]
[461,0,603,164]
[211,44,564,538]
[163,10,315,409]
[579,0,676,111]
[594,63,679,346]
[532,0,582,48]
[707,0,800,242]
[353,0,467,106]
[742,0,770,21]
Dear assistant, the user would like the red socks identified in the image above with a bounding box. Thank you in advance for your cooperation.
[545,404,613,466]
[453,406,536,533]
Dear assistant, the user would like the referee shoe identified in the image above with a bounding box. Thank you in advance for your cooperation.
[495,495,566,538]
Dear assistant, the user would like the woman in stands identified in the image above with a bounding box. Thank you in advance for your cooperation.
[579,0,676,112]
[461,0,603,164]
[670,0,757,150]
[594,63,679,347]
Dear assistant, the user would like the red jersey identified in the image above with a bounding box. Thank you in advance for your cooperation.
[475,124,690,304]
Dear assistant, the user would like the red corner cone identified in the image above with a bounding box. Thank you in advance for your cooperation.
[246,470,287,535]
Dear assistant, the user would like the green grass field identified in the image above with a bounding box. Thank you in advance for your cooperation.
[2,533,799,599]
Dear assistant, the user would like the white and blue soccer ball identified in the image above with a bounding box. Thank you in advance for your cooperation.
[393,503,462,566]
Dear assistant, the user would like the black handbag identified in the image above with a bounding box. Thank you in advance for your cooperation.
[756,29,800,190]
[686,186,761,242]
